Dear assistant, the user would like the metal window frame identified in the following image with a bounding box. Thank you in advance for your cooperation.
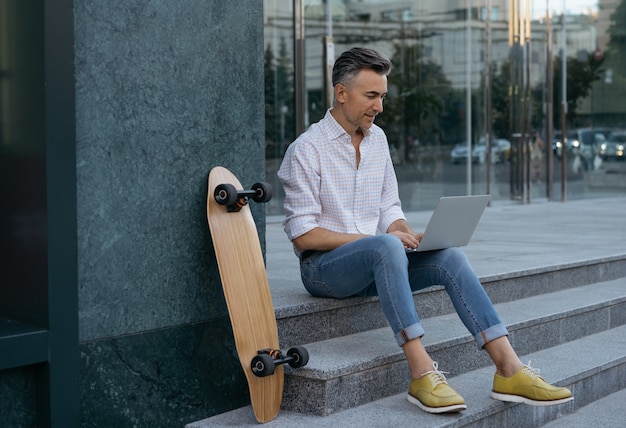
[0,0,77,425]
[43,0,79,425]
[293,0,306,136]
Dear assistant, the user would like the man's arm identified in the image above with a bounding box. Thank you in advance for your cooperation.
[294,219,423,253]
[292,227,369,253]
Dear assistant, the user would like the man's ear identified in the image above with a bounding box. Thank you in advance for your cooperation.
[334,83,346,104]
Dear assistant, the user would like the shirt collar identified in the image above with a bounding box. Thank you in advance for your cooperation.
[324,108,372,141]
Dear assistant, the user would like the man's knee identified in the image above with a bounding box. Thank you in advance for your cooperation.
[370,234,407,265]
[440,247,470,264]
[374,234,405,251]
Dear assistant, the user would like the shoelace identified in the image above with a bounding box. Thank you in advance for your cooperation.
[521,360,542,379]
[421,361,449,387]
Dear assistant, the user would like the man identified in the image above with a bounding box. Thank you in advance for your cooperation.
[277,47,572,414]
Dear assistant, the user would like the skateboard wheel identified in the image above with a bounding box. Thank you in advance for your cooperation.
[287,346,309,369]
[214,183,238,206]
[251,353,275,377]
[251,182,273,203]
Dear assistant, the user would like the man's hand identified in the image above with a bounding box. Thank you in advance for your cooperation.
[387,219,423,250]
[388,230,423,250]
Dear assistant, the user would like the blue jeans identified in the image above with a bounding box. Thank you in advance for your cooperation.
[299,234,508,348]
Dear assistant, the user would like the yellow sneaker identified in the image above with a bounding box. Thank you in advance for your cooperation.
[491,361,574,406]
[407,362,467,413]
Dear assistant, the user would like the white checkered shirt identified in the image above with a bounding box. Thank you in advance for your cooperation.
[277,110,405,253]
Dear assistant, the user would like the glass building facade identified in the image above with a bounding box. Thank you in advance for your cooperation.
[263,0,626,215]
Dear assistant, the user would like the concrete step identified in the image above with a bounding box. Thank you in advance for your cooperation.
[189,200,626,428]
[187,323,626,427]
[540,388,626,428]
[189,199,626,427]
[279,277,626,415]
[274,255,626,349]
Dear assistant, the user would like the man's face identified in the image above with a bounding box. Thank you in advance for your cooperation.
[335,69,387,132]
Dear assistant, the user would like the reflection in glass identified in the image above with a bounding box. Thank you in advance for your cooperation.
[264,0,626,215]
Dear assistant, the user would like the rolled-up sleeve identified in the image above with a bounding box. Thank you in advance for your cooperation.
[278,140,321,241]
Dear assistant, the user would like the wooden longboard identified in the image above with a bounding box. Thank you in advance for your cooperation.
[206,167,283,423]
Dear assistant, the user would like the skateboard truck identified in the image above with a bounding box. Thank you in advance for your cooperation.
[214,182,272,212]
[251,346,309,377]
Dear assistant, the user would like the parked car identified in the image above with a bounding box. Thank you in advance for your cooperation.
[472,141,501,164]
[552,130,580,157]
[577,128,605,160]
[600,131,626,161]
[451,139,506,164]
[494,139,511,161]
[553,128,605,160]
[593,127,618,140]
[450,142,471,164]
[472,137,508,164]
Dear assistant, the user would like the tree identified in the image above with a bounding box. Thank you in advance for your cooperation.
[552,52,605,126]
[491,62,511,138]
[488,61,544,138]
[376,41,455,155]
[264,38,295,158]
[606,0,626,80]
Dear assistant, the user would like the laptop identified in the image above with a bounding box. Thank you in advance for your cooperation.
[407,195,491,252]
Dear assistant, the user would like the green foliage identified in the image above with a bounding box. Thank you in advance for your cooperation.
[376,42,459,149]
[552,52,605,124]
[490,62,512,138]
[264,39,295,158]
[607,0,626,72]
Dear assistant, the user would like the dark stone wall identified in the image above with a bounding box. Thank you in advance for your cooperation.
[0,367,37,426]
[73,0,265,425]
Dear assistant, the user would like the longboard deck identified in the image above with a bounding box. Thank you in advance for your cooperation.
[207,166,283,423]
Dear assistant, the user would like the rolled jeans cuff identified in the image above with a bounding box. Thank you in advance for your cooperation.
[395,322,425,347]
[474,323,509,349]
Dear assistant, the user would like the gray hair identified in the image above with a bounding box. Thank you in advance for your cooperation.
[332,47,392,88]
